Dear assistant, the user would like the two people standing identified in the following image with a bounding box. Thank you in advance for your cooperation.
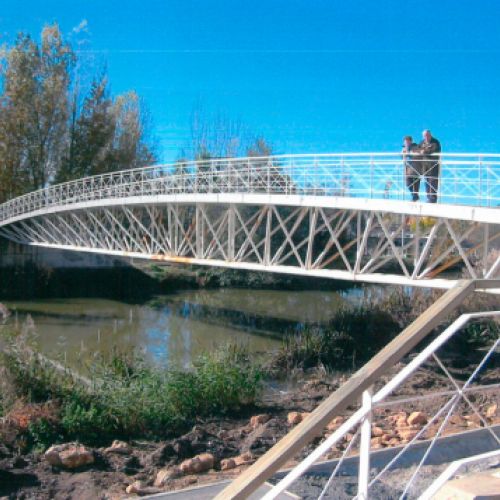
[402,130,441,203]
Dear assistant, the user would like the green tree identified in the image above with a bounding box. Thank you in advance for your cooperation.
[0,24,156,199]
[0,25,74,199]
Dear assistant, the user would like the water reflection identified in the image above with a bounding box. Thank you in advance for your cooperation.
[5,287,363,370]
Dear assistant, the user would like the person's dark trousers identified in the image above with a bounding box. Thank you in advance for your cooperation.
[405,169,420,201]
[424,162,440,203]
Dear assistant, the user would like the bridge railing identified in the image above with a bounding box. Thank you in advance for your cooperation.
[0,153,499,224]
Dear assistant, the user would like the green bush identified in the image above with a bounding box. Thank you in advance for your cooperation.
[0,333,263,446]
[274,306,400,372]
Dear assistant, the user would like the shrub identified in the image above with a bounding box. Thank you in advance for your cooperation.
[273,306,400,373]
[0,331,263,446]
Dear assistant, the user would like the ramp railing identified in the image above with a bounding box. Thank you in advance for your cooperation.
[215,279,500,499]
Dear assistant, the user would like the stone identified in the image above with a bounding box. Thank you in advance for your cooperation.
[104,440,131,455]
[154,467,181,487]
[486,403,497,418]
[234,452,254,466]
[407,411,427,426]
[198,452,215,470]
[380,433,396,445]
[395,416,408,428]
[287,411,309,426]
[179,452,215,475]
[370,437,384,449]
[220,458,237,471]
[250,414,270,428]
[126,480,145,495]
[465,413,483,427]
[125,480,162,496]
[326,416,344,431]
[371,426,384,437]
[398,427,418,441]
[45,443,94,469]
[388,411,407,423]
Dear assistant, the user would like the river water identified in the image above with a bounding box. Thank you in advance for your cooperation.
[4,286,370,370]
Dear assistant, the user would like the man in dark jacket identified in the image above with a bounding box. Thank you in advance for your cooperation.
[402,135,421,201]
[418,130,441,203]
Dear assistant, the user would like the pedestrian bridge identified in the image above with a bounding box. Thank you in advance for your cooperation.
[0,153,498,289]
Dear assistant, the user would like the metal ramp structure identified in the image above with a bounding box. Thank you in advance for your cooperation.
[214,280,500,499]
[0,153,498,289]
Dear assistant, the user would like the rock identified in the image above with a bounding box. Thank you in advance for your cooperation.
[370,437,384,449]
[198,452,215,470]
[398,428,418,441]
[250,414,270,428]
[387,438,400,446]
[220,458,237,471]
[326,416,344,431]
[234,452,254,466]
[154,466,181,487]
[380,433,396,445]
[287,412,309,426]
[388,411,407,423]
[179,452,215,475]
[45,443,94,469]
[395,416,408,428]
[465,413,483,427]
[287,412,302,425]
[125,480,162,496]
[407,411,427,426]
[486,404,497,418]
[371,426,384,437]
[104,440,131,455]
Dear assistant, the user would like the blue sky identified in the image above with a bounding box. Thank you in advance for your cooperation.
[1,0,499,162]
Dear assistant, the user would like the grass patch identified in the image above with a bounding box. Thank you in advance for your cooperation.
[273,306,400,373]
[0,328,262,450]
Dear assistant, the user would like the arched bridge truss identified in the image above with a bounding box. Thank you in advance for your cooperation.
[0,153,498,289]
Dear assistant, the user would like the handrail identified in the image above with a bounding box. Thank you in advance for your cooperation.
[214,279,499,499]
[0,152,499,226]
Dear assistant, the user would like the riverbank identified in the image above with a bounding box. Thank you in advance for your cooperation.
[1,285,498,499]
[0,367,498,499]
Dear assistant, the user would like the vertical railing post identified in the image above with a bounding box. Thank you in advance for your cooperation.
[370,155,374,199]
[358,387,373,500]
[267,159,271,194]
[247,158,251,192]
[478,155,483,206]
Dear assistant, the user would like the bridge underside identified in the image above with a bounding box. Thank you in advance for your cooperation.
[1,200,498,289]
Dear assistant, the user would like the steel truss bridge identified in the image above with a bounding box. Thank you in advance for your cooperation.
[0,153,499,289]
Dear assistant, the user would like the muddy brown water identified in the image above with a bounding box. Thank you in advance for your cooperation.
[3,287,375,371]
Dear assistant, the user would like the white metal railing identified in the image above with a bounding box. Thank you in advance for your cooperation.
[0,153,499,225]
[264,310,500,499]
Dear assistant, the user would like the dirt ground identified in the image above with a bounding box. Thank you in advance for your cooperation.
[0,363,499,499]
